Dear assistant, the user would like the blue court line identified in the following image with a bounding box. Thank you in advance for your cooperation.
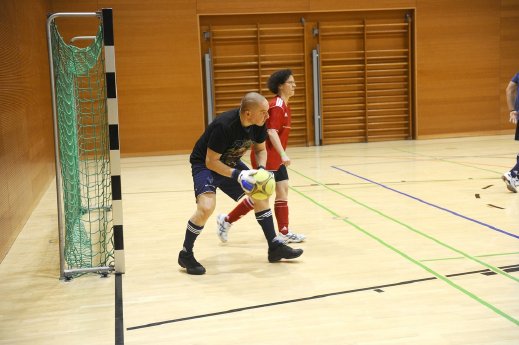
[332,166,519,240]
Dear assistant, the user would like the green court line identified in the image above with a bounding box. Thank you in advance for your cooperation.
[288,182,519,326]
[289,168,519,283]
[422,251,519,262]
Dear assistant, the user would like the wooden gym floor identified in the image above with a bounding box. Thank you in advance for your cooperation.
[0,135,518,344]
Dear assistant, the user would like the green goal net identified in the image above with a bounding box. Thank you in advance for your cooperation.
[50,22,114,273]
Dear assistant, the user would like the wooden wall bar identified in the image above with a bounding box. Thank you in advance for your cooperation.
[0,0,518,262]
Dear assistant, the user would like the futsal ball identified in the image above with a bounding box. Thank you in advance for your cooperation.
[249,169,275,200]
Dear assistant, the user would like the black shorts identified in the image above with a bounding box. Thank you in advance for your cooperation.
[270,164,288,182]
[515,121,519,141]
[191,161,249,202]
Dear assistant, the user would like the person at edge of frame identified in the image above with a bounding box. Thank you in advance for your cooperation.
[502,71,519,193]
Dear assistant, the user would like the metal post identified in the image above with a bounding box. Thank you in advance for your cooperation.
[312,48,322,146]
[204,51,214,124]
[70,35,96,43]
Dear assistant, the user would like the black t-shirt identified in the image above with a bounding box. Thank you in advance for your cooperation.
[189,108,268,167]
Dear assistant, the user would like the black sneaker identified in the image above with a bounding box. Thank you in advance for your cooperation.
[268,244,303,262]
[178,250,206,275]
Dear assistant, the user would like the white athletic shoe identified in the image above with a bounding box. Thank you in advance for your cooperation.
[501,172,518,193]
[216,214,232,243]
[279,231,306,243]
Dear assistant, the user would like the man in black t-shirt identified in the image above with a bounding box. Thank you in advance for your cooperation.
[179,92,303,275]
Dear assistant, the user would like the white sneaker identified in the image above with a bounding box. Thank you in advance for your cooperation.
[279,231,306,243]
[216,214,232,242]
[501,172,518,193]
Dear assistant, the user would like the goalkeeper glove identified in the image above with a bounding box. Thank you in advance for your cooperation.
[232,169,257,193]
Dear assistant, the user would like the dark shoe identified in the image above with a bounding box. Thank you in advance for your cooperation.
[268,244,303,262]
[178,250,206,275]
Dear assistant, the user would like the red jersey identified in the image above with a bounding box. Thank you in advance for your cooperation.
[251,96,291,170]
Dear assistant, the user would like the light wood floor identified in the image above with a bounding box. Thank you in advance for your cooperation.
[1,135,518,345]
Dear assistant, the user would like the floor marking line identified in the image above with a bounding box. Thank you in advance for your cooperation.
[115,273,124,345]
[332,166,519,241]
[126,264,517,331]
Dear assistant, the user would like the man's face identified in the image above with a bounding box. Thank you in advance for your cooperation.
[249,99,270,126]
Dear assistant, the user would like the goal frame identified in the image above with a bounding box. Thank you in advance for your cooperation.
[46,8,125,280]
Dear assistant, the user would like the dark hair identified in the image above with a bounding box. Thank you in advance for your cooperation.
[267,69,293,95]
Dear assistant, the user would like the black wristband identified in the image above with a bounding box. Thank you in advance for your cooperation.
[231,169,240,180]
[258,165,265,170]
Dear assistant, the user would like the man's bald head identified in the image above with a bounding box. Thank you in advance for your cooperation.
[240,92,267,113]
[239,92,269,127]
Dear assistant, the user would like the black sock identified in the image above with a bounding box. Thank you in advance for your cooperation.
[255,209,279,248]
[512,154,519,178]
[182,220,203,253]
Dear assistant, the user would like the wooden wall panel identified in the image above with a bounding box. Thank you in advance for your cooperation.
[415,0,501,137]
[197,0,310,14]
[500,0,519,127]
[198,0,517,140]
[0,95,14,264]
[196,0,416,15]
[202,22,309,146]
[49,0,99,42]
[317,13,412,144]
[308,0,416,12]
[47,0,519,154]
[50,0,206,156]
[103,0,204,156]
[0,0,54,262]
